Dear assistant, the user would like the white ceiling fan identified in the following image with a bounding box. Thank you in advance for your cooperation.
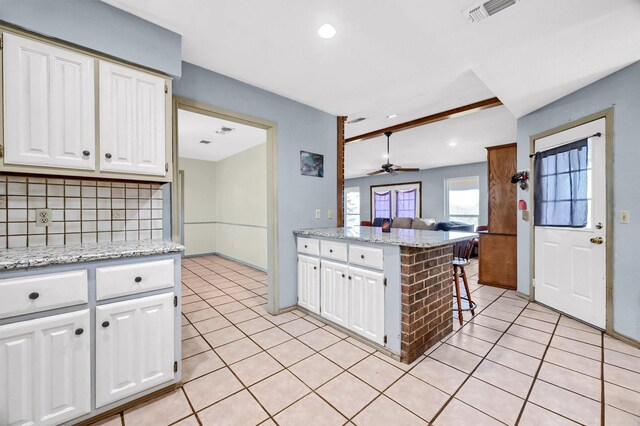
[367,131,420,176]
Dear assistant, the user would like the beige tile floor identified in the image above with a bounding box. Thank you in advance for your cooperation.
[93,256,640,426]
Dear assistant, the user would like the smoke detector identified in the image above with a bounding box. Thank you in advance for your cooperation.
[215,126,235,135]
[347,117,367,124]
[464,0,520,23]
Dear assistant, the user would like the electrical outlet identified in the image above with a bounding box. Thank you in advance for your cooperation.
[620,210,630,224]
[112,209,126,220]
[315,209,321,219]
[35,209,52,227]
[327,209,333,219]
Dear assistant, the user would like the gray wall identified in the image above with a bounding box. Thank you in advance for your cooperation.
[0,0,182,77]
[517,61,640,342]
[345,162,488,225]
[174,62,337,311]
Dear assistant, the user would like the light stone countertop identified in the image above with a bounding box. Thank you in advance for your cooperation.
[0,239,185,270]
[294,226,477,248]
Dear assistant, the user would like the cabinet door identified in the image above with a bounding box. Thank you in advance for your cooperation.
[3,33,95,170]
[99,61,166,176]
[96,293,175,408]
[0,310,90,426]
[348,266,385,345]
[320,260,348,327]
[297,255,320,314]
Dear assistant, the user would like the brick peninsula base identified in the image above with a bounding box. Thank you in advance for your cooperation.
[400,244,454,363]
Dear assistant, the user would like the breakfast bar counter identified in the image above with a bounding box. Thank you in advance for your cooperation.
[294,226,476,363]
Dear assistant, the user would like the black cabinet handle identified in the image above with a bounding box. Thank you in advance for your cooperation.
[313,266,317,270]
[348,276,352,280]
[102,321,110,328]
[105,153,112,159]
[75,328,84,336]
[342,273,345,278]
[134,276,142,283]
[361,255,365,259]
[28,292,39,300]
[304,244,308,248]
[329,249,333,253]
[82,150,90,157]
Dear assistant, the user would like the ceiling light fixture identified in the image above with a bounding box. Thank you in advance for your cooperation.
[386,114,399,119]
[449,141,458,147]
[318,24,336,39]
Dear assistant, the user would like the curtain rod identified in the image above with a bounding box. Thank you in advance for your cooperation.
[529,132,601,158]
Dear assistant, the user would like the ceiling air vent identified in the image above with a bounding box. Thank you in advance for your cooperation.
[215,126,235,135]
[464,0,519,23]
[199,140,211,144]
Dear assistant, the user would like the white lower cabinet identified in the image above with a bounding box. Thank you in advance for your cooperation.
[0,309,91,426]
[320,260,349,328]
[348,266,385,345]
[297,255,320,315]
[96,293,175,408]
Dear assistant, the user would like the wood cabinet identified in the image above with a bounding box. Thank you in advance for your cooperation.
[348,266,385,345]
[0,310,91,426]
[479,143,518,289]
[99,61,166,176]
[95,293,175,408]
[297,255,320,314]
[320,260,349,328]
[3,32,96,170]
[1,31,171,181]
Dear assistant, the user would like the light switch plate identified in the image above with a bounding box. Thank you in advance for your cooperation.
[315,209,321,219]
[620,210,630,224]
[328,209,333,219]
[521,210,529,221]
[35,209,52,227]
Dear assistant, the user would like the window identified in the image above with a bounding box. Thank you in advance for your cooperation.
[344,187,361,227]
[373,191,392,219]
[371,182,421,219]
[446,176,480,228]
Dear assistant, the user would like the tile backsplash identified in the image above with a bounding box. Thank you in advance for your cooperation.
[0,175,165,249]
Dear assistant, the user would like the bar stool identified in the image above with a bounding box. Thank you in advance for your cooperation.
[453,240,477,325]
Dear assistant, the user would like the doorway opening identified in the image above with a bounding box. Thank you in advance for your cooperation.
[531,115,611,329]
[172,98,279,313]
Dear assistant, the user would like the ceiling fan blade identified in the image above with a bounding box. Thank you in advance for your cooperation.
[367,169,386,176]
[395,167,420,172]
[389,169,399,175]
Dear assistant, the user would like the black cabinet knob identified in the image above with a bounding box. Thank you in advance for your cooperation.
[329,249,333,253]
[342,274,345,278]
[304,244,308,248]
[102,321,110,328]
[313,266,317,270]
[75,328,84,336]
[28,292,39,300]
[361,255,365,259]
[348,276,352,280]
[134,276,142,283]
[82,150,90,157]
[105,153,112,159]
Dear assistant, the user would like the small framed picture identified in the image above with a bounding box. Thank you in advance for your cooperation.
[300,151,324,177]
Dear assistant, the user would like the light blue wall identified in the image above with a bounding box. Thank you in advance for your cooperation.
[173,62,337,311]
[517,61,640,341]
[345,162,488,225]
[0,0,182,77]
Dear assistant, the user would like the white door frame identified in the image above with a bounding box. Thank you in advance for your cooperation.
[172,98,280,314]
[528,109,614,333]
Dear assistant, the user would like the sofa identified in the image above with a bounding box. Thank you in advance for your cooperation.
[369,217,474,233]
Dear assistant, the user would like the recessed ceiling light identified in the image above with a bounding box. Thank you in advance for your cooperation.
[448,141,457,147]
[318,24,336,39]
[386,114,399,119]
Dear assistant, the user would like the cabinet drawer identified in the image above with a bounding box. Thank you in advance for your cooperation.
[321,240,348,262]
[349,245,384,270]
[96,259,174,300]
[297,237,320,256]
[0,270,88,319]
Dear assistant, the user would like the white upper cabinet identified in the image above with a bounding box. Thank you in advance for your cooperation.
[99,61,166,176]
[3,33,96,170]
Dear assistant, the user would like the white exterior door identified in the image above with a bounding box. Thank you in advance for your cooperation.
[96,293,175,408]
[348,266,385,345]
[0,309,91,426]
[99,61,166,176]
[534,118,607,328]
[3,33,95,170]
[297,255,320,314]
[320,260,349,327]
